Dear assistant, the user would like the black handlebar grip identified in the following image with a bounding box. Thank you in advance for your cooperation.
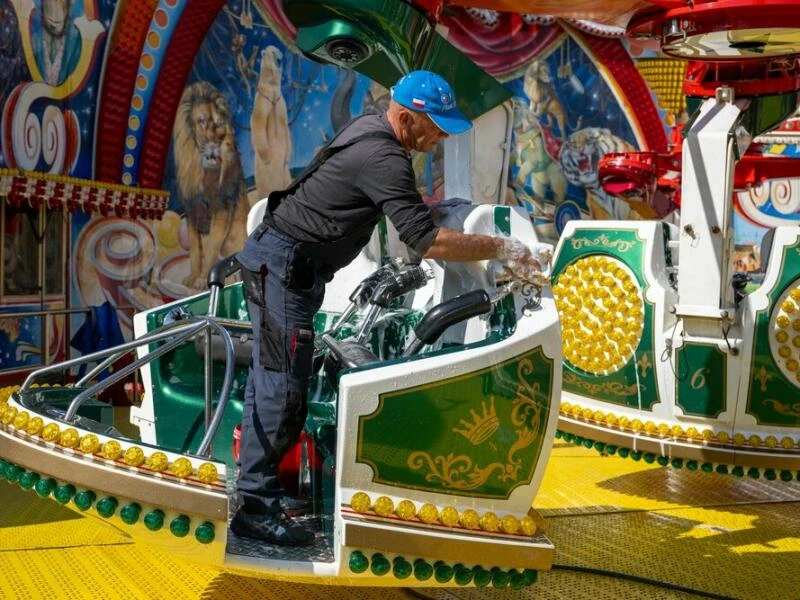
[207,254,242,289]
[414,290,492,345]
[371,266,428,307]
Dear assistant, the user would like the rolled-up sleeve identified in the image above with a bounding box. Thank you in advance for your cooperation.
[357,146,439,254]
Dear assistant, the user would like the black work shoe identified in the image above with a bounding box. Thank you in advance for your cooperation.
[230,509,315,547]
[281,496,311,518]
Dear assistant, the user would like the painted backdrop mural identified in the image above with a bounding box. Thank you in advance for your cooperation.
[1,0,111,370]
[4,0,798,372]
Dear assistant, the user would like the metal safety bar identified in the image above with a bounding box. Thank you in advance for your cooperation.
[20,314,237,458]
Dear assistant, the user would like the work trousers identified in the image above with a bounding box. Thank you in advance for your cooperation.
[236,224,326,515]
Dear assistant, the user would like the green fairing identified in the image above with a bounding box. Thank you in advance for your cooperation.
[675,343,727,418]
[357,346,553,498]
[283,0,511,121]
[552,228,660,410]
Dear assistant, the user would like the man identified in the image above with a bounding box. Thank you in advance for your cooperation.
[233,70,545,546]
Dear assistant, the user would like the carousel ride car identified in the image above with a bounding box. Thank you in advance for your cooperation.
[2,0,800,590]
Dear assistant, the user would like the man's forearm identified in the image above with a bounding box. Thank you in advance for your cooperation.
[423,228,504,261]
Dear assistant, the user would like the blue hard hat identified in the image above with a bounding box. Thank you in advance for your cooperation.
[391,70,472,135]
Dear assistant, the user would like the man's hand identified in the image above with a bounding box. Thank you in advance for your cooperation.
[424,229,552,285]
[497,238,551,285]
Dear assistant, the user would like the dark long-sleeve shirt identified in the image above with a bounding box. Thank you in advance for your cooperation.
[269,113,439,270]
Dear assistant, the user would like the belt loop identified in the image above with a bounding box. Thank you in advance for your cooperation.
[253,222,269,241]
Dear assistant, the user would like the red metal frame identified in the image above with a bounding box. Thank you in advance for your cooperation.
[627,0,800,60]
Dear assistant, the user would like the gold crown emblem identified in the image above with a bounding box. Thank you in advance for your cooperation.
[453,399,499,445]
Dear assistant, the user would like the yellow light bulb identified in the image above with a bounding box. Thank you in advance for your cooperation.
[701,429,714,441]
[671,425,684,437]
[123,446,145,467]
[440,506,459,527]
[787,359,799,372]
[395,499,416,520]
[716,431,729,444]
[781,437,795,449]
[26,416,43,436]
[12,411,29,430]
[479,512,499,532]
[101,439,122,460]
[500,515,520,534]
[59,428,80,448]
[197,462,219,483]
[460,509,480,529]
[765,435,778,449]
[41,423,60,442]
[777,315,791,328]
[776,330,789,343]
[350,492,371,513]
[1,405,18,425]
[374,496,394,517]
[145,451,169,471]
[170,457,193,478]
[733,433,746,445]
[749,434,762,447]
[418,503,439,524]
[519,516,537,536]
[78,434,100,454]
[782,300,796,314]
[779,346,792,358]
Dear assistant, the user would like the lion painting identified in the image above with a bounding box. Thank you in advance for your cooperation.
[173,81,249,290]
[251,45,292,201]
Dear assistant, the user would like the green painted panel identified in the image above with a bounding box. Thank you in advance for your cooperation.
[493,205,511,237]
[747,240,800,427]
[357,346,553,499]
[552,228,660,410]
[675,343,727,418]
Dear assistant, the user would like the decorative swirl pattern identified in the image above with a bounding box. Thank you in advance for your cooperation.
[407,358,542,490]
[74,218,163,323]
[41,105,66,173]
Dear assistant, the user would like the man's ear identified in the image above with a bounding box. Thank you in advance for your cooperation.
[397,108,411,126]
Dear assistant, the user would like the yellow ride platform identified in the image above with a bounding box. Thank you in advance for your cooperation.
[3,442,799,599]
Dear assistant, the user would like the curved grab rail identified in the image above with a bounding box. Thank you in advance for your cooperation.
[64,321,208,421]
[74,317,201,388]
[20,320,202,393]
[22,314,237,459]
[195,318,235,456]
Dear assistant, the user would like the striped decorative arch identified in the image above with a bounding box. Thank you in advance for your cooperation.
[93,0,226,188]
